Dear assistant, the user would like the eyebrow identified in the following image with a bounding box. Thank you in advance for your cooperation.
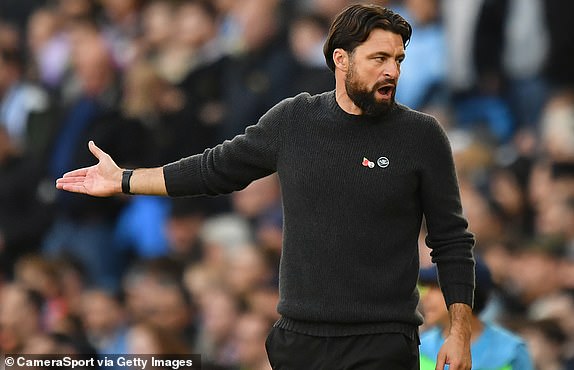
[369,51,406,60]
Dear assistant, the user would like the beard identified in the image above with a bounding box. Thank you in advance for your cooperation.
[345,65,396,117]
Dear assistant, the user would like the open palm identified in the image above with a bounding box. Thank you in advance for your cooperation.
[55,141,122,197]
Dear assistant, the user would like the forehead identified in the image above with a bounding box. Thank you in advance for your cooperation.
[354,28,405,55]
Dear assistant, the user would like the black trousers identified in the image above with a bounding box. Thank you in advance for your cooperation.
[265,327,420,370]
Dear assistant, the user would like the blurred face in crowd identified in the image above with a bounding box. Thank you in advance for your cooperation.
[101,0,139,21]
[226,246,268,296]
[142,1,174,47]
[235,313,271,368]
[0,285,42,352]
[419,284,449,328]
[405,0,439,25]
[176,2,217,48]
[235,0,278,51]
[201,289,238,343]
[146,284,190,333]
[80,290,124,338]
[27,8,59,54]
[72,37,115,96]
[166,214,204,256]
[339,29,404,116]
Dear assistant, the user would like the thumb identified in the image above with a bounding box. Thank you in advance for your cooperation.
[88,140,106,161]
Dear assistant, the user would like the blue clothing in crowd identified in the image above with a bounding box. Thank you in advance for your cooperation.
[419,322,534,370]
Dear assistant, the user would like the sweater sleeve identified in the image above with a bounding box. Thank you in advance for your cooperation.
[418,116,475,308]
[162,98,286,197]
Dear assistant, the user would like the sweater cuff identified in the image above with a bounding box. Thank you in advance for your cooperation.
[163,155,205,197]
[441,283,474,309]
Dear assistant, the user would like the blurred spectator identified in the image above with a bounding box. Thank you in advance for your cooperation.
[121,258,182,322]
[196,286,240,368]
[233,311,273,370]
[505,244,564,315]
[164,198,210,265]
[141,0,222,86]
[145,279,197,349]
[540,96,574,164]
[0,126,52,279]
[141,0,226,162]
[42,31,139,290]
[287,12,334,96]
[219,0,296,140]
[224,245,273,302]
[26,6,70,90]
[137,0,174,62]
[231,174,281,226]
[529,292,574,368]
[516,318,570,370]
[393,0,447,110]
[79,289,128,355]
[183,263,226,310]
[442,0,515,143]
[502,0,549,131]
[459,178,506,247]
[487,163,535,238]
[244,284,280,324]
[0,43,51,150]
[126,321,190,355]
[298,0,351,22]
[418,259,534,369]
[0,283,44,354]
[543,0,574,93]
[111,60,190,262]
[99,0,142,69]
[13,254,68,332]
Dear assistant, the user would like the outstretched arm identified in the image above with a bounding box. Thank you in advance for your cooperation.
[435,303,472,370]
[55,141,167,197]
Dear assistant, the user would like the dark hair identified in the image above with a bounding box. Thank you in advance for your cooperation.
[323,4,412,72]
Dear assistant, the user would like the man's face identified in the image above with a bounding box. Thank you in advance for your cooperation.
[344,29,405,117]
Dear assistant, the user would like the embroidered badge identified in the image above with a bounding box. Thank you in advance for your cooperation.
[377,157,390,168]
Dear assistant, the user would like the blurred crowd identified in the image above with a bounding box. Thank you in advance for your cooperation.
[0,0,573,369]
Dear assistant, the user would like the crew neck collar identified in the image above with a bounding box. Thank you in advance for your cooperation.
[326,90,398,124]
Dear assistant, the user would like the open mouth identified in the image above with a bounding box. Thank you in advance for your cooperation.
[377,85,394,99]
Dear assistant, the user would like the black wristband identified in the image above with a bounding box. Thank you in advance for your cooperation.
[121,169,134,194]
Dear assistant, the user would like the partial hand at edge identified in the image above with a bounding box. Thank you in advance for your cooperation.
[55,141,122,197]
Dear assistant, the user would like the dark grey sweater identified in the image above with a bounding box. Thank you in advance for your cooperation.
[164,91,475,337]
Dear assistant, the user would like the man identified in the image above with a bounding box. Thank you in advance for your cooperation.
[56,4,475,369]
[418,259,534,369]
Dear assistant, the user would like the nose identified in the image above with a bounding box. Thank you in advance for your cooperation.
[383,60,400,80]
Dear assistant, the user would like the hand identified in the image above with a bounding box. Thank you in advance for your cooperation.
[436,303,472,370]
[55,141,123,197]
[435,332,471,370]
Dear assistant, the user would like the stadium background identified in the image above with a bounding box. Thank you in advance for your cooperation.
[0,0,573,369]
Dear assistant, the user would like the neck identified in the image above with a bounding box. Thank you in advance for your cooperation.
[335,74,362,115]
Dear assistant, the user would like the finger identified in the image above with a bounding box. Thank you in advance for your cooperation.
[61,167,89,178]
[435,356,446,370]
[88,140,107,161]
[56,178,85,190]
[56,176,88,184]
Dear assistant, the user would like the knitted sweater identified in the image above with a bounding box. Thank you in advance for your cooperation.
[164,90,475,337]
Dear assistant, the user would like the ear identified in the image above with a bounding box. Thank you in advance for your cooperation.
[333,48,349,72]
